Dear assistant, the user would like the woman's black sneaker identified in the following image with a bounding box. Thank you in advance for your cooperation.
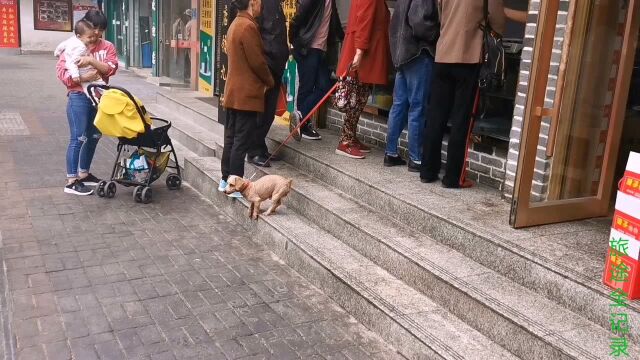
[64,180,94,195]
[301,122,322,140]
[79,173,101,186]
[384,154,407,167]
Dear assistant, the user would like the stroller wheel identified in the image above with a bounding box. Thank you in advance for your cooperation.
[105,181,117,198]
[166,174,182,190]
[133,186,144,203]
[141,187,152,204]
[97,181,107,198]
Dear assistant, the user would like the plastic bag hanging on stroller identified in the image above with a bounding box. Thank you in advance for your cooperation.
[88,84,182,204]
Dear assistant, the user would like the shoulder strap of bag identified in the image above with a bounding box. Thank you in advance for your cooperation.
[483,0,489,27]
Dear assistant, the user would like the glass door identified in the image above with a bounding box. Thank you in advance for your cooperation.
[510,0,640,228]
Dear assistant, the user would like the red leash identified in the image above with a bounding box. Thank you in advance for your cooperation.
[260,72,348,168]
[459,88,481,186]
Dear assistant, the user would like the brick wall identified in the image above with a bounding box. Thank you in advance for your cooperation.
[325,108,509,190]
[503,0,568,201]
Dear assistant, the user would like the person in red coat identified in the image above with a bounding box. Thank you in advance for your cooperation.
[335,0,391,159]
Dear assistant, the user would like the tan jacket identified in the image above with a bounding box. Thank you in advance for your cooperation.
[436,0,506,64]
[223,13,275,112]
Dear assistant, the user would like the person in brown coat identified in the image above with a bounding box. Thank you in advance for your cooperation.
[219,0,275,197]
[420,0,505,188]
[334,0,391,159]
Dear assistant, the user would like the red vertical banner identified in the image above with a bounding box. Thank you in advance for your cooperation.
[0,0,19,48]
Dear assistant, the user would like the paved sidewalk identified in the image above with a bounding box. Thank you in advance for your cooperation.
[0,55,401,359]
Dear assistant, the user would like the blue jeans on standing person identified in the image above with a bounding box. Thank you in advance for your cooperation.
[66,91,101,178]
[385,53,434,163]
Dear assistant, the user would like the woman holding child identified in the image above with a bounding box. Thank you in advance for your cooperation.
[56,10,119,195]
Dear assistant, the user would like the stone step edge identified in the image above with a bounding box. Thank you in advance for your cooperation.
[261,134,640,317]
[182,156,518,360]
[157,91,219,123]
[244,160,612,359]
[147,102,632,325]
[147,103,222,158]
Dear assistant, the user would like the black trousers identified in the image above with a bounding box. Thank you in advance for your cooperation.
[221,109,258,181]
[249,74,282,158]
[421,63,479,186]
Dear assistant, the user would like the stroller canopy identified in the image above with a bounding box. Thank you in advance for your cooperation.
[94,89,153,139]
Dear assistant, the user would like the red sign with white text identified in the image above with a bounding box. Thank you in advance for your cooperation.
[0,0,19,48]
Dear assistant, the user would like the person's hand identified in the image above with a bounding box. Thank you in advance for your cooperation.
[72,77,81,85]
[75,56,95,68]
[80,69,101,82]
[351,49,364,71]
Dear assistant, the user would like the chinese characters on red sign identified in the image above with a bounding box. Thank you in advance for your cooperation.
[0,0,19,48]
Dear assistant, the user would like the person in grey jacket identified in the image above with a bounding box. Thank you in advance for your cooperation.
[384,0,439,172]
[247,0,289,167]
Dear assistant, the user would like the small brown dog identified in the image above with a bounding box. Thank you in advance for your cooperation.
[224,175,293,219]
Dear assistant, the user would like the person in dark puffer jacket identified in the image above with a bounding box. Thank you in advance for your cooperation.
[247,0,289,167]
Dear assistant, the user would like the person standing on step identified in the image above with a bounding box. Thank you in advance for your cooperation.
[384,0,439,172]
[334,0,391,159]
[289,0,344,141]
[247,0,289,167]
[219,0,274,198]
[420,0,505,188]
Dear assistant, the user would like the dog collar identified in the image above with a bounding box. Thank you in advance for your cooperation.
[238,181,251,193]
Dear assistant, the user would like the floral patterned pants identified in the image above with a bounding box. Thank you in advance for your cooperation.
[340,84,372,143]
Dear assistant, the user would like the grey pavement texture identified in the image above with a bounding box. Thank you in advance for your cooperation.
[0,55,402,359]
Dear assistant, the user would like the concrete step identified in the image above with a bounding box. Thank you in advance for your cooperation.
[143,100,638,349]
[182,155,518,360]
[156,91,220,131]
[241,160,625,359]
[168,137,198,171]
[147,102,222,159]
[261,125,640,341]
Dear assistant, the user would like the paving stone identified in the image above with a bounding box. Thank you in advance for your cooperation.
[0,55,399,360]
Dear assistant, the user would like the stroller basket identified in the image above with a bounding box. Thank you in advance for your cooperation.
[87,84,182,204]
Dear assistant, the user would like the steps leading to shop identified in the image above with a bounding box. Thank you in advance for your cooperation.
[147,103,222,159]
[238,159,620,359]
[262,126,640,338]
[183,155,518,360]
[156,90,220,132]
[153,92,640,357]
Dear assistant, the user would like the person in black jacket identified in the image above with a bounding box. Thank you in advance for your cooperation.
[247,0,289,167]
[384,0,439,172]
[289,0,344,141]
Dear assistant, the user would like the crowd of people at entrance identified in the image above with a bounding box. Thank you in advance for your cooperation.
[220,0,527,193]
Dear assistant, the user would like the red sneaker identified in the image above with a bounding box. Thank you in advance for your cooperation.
[336,142,366,159]
[353,139,371,153]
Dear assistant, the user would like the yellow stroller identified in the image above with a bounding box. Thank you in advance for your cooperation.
[89,85,182,204]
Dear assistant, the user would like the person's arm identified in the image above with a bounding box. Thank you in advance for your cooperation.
[76,42,119,77]
[505,8,527,23]
[242,24,275,89]
[56,54,77,87]
[56,53,99,86]
[354,0,376,51]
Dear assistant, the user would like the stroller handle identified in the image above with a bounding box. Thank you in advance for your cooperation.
[87,84,151,132]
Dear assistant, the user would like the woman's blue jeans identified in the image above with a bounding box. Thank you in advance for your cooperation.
[385,53,434,163]
[66,92,101,178]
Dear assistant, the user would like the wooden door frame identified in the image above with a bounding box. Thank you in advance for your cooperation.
[510,0,640,228]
